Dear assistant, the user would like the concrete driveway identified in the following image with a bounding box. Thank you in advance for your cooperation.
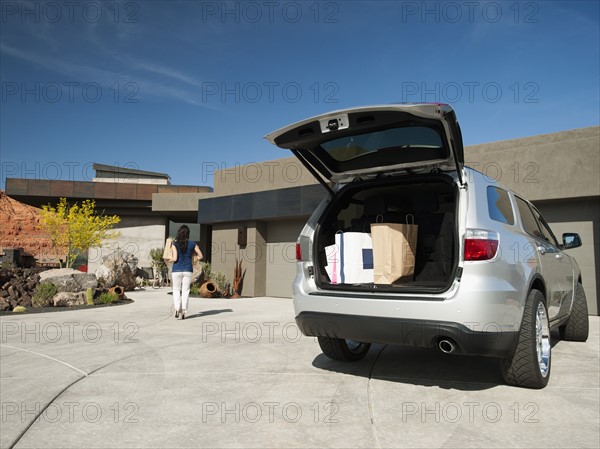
[1,288,599,448]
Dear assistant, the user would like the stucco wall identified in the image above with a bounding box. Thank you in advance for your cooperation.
[212,156,318,196]
[87,216,166,274]
[152,192,214,212]
[465,127,600,201]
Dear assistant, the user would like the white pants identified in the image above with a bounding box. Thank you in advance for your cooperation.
[172,271,192,313]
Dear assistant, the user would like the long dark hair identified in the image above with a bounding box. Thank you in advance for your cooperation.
[176,225,190,254]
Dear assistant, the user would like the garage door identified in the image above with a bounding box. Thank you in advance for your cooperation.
[548,220,597,315]
[266,220,306,298]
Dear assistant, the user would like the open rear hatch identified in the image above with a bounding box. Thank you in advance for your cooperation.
[265,103,465,188]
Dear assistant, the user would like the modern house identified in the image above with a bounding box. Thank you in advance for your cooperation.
[4,127,599,315]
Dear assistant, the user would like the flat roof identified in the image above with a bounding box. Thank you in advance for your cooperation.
[5,178,211,202]
[93,163,171,180]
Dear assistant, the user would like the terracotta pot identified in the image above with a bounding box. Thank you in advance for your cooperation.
[109,286,125,299]
[200,281,217,298]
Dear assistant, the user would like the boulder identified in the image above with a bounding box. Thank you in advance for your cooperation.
[39,268,98,293]
[53,291,86,307]
[102,248,138,271]
[95,249,138,291]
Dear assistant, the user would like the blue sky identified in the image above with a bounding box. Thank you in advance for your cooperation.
[1,1,598,189]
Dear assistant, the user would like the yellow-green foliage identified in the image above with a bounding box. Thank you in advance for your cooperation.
[38,198,121,269]
[98,292,119,304]
[86,288,95,305]
[13,306,27,313]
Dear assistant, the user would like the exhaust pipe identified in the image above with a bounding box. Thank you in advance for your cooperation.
[438,339,456,354]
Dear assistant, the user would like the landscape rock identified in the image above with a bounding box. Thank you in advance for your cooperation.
[0,267,43,311]
[95,249,138,291]
[102,248,138,272]
[53,291,86,307]
[39,268,98,293]
[20,294,32,308]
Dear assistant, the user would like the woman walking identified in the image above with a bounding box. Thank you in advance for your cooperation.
[170,225,203,320]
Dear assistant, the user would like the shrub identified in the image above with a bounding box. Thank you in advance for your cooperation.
[33,282,58,307]
[190,283,201,296]
[98,292,119,304]
[200,262,212,282]
[150,248,167,272]
[212,271,229,296]
[13,305,27,313]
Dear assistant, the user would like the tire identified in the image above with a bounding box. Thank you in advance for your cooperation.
[560,283,589,342]
[317,337,371,362]
[501,289,551,389]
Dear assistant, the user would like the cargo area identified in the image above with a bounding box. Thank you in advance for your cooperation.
[314,174,459,293]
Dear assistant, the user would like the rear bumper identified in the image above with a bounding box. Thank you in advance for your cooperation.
[296,312,518,358]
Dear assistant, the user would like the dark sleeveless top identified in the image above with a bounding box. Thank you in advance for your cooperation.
[172,240,197,272]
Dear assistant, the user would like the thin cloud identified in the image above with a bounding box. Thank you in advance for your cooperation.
[0,42,217,109]
[131,60,203,88]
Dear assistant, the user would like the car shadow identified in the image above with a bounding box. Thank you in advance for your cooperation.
[312,328,568,391]
[184,309,233,319]
[312,343,507,391]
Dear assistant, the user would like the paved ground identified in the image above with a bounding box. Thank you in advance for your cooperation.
[1,288,598,449]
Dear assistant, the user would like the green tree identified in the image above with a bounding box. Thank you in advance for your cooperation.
[38,198,121,268]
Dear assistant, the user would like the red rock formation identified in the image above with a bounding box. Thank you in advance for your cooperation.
[0,191,65,263]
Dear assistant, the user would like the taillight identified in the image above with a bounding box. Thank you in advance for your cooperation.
[296,243,302,261]
[464,229,499,261]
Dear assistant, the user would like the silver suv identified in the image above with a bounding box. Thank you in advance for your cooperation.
[266,103,589,389]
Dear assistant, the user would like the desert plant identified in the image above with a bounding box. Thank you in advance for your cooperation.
[190,283,201,296]
[86,288,95,305]
[13,305,26,313]
[150,248,167,269]
[200,262,212,282]
[232,259,244,298]
[98,292,119,304]
[33,282,58,307]
[212,271,229,296]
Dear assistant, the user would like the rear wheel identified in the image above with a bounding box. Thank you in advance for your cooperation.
[501,289,551,389]
[318,337,371,361]
[559,282,589,342]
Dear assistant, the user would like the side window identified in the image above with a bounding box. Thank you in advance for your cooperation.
[487,187,515,225]
[532,208,559,247]
[515,197,542,238]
